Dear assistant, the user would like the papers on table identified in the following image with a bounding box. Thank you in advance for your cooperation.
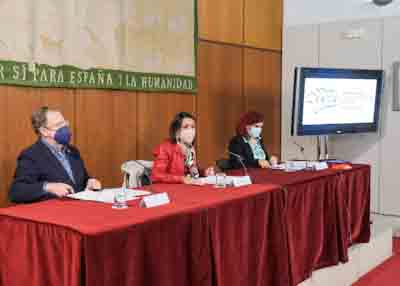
[270,161,329,172]
[67,188,151,203]
[270,163,286,170]
[283,161,308,171]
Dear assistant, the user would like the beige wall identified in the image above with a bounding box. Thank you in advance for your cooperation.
[282,16,400,214]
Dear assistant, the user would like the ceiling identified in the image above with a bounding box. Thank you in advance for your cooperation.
[284,0,400,26]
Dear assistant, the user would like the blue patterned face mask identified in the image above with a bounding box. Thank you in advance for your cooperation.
[248,127,262,138]
[54,126,72,145]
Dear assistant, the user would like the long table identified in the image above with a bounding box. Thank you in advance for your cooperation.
[0,165,370,286]
[229,164,371,285]
[0,183,290,286]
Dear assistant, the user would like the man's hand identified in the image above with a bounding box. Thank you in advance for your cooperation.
[86,178,102,190]
[45,183,74,197]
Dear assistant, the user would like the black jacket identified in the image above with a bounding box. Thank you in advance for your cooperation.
[228,135,270,169]
[9,140,90,203]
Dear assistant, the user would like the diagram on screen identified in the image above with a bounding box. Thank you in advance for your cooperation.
[304,88,338,114]
[302,78,377,125]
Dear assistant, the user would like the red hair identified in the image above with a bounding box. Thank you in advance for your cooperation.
[236,111,264,136]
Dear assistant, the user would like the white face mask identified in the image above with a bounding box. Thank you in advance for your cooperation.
[248,127,262,138]
[180,128,196,144]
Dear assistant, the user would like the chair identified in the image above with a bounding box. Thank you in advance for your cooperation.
[121,160,153,188]
[216,158,232,172]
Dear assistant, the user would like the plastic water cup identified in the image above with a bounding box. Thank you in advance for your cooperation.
[112,187,128,209]
[215,173,227,188]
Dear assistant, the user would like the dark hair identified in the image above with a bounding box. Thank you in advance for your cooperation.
[236,111,264,136]
[31,106,49,135]
[169,112,196,143]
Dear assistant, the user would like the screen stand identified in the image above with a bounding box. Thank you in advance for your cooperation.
[316,135,329,161]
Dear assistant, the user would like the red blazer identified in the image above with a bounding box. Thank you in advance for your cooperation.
[151,140,200,184]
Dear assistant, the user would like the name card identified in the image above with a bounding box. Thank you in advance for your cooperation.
[313,162,329,171]
[231,176,252,187]
[140,192,170,208]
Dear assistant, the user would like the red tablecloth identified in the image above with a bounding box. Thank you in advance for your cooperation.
[0,165,370,286]
[0,183,289,286]
[228,164,371,285]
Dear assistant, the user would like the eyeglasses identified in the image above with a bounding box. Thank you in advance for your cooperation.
[45,120,69,131]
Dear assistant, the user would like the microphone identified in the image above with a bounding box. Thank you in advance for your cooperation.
[228,151,248,176]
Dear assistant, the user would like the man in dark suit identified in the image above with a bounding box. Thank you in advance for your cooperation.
[9,107,101,203]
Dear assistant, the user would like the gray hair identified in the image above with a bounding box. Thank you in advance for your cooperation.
[31,106,50,135]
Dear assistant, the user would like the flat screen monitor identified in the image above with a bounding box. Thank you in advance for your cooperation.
[291,67,384,136]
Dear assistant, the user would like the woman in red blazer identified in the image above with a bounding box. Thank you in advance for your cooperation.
[151,112,214,184]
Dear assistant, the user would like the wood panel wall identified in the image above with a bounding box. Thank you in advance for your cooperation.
[0,0,282,207]
[244,0,283,50]
[197,42,244,165]
[244,48,282,156]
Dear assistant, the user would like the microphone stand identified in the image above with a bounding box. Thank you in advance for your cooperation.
[317,136,322,161]
[229,151,249,177]
[324,135,329,160]
[238,158,248,177]
[316,136,329,161]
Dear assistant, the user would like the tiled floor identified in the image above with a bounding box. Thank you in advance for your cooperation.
[371,213,400,237]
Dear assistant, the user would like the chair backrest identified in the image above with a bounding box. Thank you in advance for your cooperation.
[121,160,153,188]
[216,158,231,171]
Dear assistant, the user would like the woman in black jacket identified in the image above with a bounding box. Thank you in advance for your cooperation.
[228,111,278,169]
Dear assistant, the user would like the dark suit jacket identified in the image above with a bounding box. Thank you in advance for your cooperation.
[228,135,270,169]
[9,140,90,203]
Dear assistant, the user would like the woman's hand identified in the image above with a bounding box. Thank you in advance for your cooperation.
[183,176,206,185]
[258,159,271,168]
[269,156,279,167]
[204,166,215,176]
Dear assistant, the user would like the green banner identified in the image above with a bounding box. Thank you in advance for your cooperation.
[0,60,197,93]
[0,0,198,93]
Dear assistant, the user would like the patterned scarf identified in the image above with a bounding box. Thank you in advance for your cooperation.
[183,144,199,178]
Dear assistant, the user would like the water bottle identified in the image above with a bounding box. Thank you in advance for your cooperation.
[112,186,128,209]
